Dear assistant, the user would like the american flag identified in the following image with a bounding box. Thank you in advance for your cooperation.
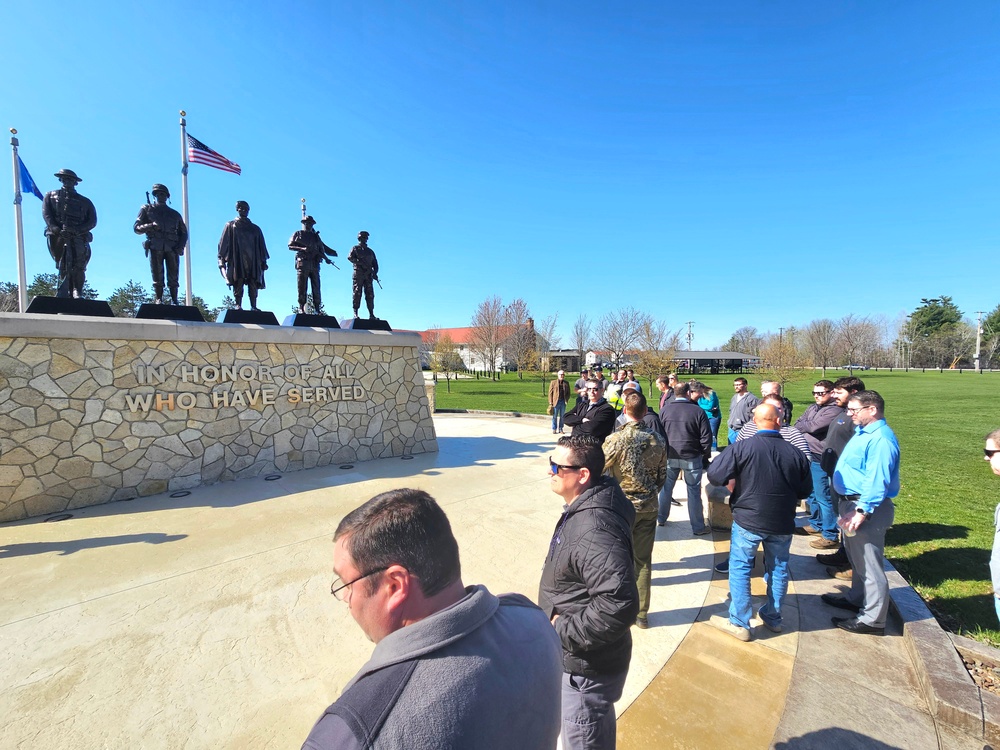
[187,134,241,175]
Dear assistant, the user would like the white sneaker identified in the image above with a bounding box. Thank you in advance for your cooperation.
[709,614,751,642]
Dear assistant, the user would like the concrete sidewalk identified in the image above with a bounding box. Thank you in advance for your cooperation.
[0,413,992,748]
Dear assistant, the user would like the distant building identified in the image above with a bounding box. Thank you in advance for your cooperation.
[586,350,758,374]
[417,321,550,372]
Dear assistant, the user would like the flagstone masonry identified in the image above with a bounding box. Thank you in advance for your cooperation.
[0,315,436,523]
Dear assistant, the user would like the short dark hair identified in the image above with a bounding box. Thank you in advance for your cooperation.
[833,376,865,393]
[814,380,834,390]
[656,375,669,387]
[674,382,690,398]
[850,390,885,413]
[335,489,461,597]
[557,434,605,479]
[733,377,748,386]
[624,392,646,420]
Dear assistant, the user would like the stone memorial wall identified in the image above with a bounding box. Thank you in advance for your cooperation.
[0,314,437,523]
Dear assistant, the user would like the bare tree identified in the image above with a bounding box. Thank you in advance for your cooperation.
[632,319,682,390]
[430,331,464,392]
[572,314,592,364]
[756,327,809,387]
[503,298,535,379]
[536,313,560,375]
[594,307,646,368]
[835,314,874,368]
[0,281,17,313]
[802,319,838,375]
[468,295,506,379]
[723,326,764,357]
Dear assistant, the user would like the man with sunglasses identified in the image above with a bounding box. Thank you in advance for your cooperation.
[539,436,639,750]
[303,489,562,749]
[824,391,900,636]
[563,379,617,444]
[793,380,840,548]
[986,429,1000,624]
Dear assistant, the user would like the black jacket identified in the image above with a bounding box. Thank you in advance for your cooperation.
[563,399,617,444]
[538,477,639,677]
[659,398,712,461]
[706,430,813,536]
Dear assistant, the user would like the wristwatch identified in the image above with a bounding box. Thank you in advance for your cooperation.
[856,509,870,519]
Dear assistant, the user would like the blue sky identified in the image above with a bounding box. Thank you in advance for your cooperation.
[3,1,998,347]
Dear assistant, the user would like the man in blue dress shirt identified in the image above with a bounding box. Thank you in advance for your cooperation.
[824,390,900,635]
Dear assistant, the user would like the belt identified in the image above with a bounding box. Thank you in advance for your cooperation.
[843,494,861,501]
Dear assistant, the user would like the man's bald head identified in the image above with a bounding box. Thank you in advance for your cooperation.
[753,403,781,431]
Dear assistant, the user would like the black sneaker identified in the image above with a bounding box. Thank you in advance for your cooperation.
[816,548,847,566]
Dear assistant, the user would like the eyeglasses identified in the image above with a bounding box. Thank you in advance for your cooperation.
[586,387,600,391]
[846,405,871,414]
[986,448,1000,459]
[549,458,583,475]
[330,567,389,601]
[812,391,829,396]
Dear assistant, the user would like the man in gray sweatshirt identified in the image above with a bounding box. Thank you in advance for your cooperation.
[302,488,562,749]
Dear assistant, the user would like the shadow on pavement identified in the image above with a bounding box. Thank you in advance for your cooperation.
[773,727,904,749]
[0,533,188,558]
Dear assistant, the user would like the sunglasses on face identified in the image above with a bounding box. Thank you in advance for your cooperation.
[549,458,582,475]
[986,448,1000,459]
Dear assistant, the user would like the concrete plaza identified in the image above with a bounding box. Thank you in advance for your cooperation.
[0,413,991,748]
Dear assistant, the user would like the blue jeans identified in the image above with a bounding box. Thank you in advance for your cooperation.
[708,417,721,450]
[807,461,837,540]
[728,521,792,630]
[658,457,704,533]
[561,669,628,750]
[552,400,566,431]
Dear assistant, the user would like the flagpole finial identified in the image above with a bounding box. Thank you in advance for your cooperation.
[9,128,16,135]
[179,110,186,117]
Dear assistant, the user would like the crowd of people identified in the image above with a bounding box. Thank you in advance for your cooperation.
[301,370,907,749]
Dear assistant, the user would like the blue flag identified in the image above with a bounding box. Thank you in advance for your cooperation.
[18,156,44,200]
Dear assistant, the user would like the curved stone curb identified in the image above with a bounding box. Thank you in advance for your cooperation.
[435,408,549,420]
[887,561,998,744]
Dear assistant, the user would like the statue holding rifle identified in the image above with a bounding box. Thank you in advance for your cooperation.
[41,169,96,299]
[134,183,188,305]
[349,230,379,319]
[288,215,338,314]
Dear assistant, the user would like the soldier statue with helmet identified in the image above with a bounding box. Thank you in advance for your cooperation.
[41,168,97,299]
[288,215,338,314]
[134,183,188,305]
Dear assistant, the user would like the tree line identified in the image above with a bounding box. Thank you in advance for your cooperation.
[724,296,1000,372]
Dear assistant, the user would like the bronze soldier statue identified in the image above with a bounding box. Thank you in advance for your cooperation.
[288,215,337,313]
[348,230,379,318]
[218,200,269,310]
[134,184,188,305]
[41,169,97,299]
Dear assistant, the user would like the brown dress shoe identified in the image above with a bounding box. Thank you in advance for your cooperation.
[826,566,852,580]
[810,537,840,550]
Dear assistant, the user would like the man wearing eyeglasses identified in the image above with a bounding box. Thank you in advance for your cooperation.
[303,489,562,749]
[985,429,1000,624]
[563,379,617,444]
[824,391,900,636]
[793,380,840,549]
[539,435,639,750]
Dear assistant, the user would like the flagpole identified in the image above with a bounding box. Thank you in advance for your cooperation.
[179,110,193,307]
[9,129,28,313]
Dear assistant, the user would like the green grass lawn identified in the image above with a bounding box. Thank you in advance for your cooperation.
[434,368,1000,644]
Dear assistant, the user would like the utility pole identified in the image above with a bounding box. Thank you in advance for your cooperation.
[685,321,694,350]
[975,311,984,373]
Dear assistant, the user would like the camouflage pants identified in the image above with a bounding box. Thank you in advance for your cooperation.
[352,276,374,315]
